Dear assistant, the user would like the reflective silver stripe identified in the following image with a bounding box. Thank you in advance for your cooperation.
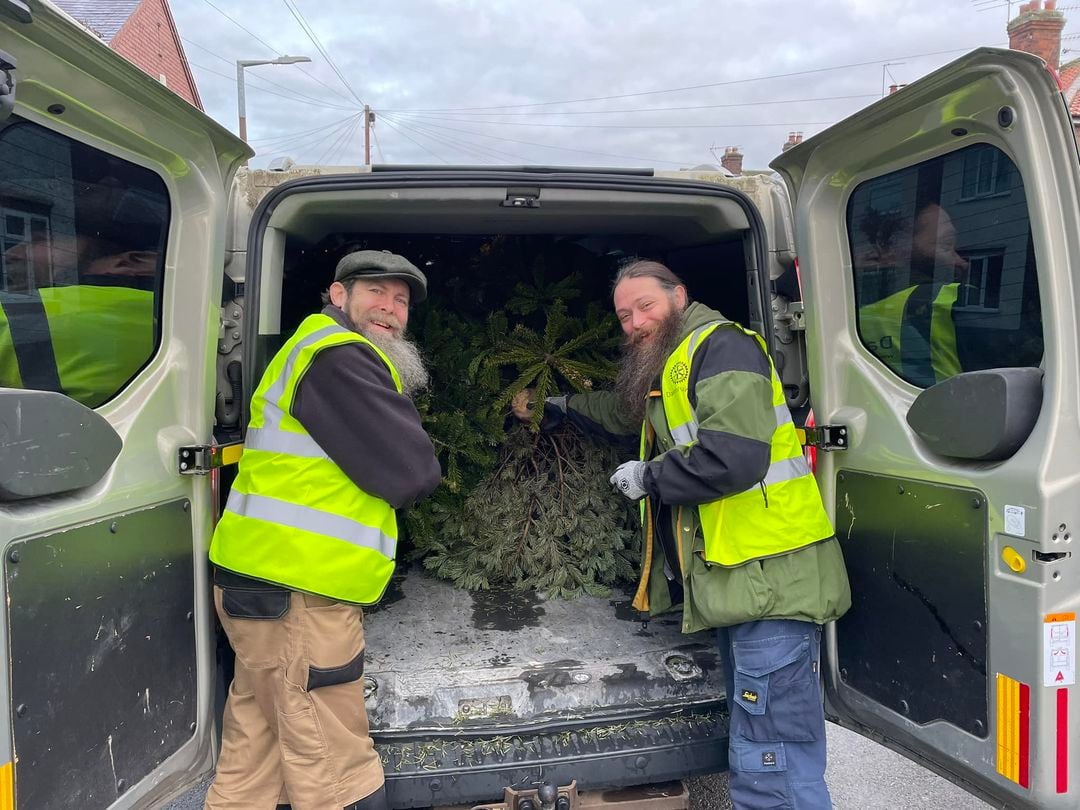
[261,323,347,430]
[670,421,698,445]
[775,404,794,426]
[763,455,811,487]
[226,491,396,559]
[245,427,328,459]
[687,321,723,357]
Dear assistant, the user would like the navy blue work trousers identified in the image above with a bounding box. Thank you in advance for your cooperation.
[715,619,831,809]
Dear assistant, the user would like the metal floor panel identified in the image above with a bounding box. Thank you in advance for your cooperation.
[363,566,723,731]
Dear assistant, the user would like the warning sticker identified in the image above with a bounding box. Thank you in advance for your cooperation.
[1004,505,1026,537]
[1044,613,1076,687]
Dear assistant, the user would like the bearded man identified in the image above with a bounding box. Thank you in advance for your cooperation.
[514,259,850,810]
[208,250,441,810]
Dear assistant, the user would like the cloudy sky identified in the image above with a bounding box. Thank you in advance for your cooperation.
[165,0,1075,171]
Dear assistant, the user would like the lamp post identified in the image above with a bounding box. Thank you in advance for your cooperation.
[236,56,311,143]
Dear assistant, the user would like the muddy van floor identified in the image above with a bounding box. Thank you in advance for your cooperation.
[362,564,725,733]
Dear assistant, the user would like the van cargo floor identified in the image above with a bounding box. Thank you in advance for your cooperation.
[363,565,724,733]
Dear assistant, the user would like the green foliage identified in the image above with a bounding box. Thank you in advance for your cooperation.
[418,425,639,599]
[403,237,639,598]
[476,299,620,432]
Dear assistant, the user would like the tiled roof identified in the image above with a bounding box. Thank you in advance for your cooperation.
[54,0,142,42]
[1059,57,1080,117]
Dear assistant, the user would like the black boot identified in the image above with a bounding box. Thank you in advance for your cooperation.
[344,785,388,810]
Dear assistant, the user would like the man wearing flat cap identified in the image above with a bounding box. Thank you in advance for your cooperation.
[207,250,441,810]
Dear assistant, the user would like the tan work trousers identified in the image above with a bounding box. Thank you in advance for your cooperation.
[204,586,384,810]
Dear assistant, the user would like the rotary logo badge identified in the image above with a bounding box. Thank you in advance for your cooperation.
[668,362,689,385]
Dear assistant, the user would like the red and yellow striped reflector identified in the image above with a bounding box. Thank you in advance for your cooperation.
[996,673,1031,788]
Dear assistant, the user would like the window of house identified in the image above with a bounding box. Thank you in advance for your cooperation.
[847,143,1043,389]
[0,117,169,409]
[960,145,1011,200]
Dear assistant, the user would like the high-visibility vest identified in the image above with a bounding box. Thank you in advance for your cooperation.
[210,313,404,604]
[0,286,154,408]
[642,320,834,567]
[858,283,961,385]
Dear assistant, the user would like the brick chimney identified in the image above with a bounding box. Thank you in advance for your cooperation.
[1008,0,1066,71]
[781,132,803,152]
[721,146,744,176]
[888,83,907,94]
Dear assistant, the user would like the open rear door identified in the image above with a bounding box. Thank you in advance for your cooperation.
[772,48,1080,809]
[0,2,249,807]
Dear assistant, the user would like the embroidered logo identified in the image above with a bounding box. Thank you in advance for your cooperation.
[762,750,777,767]
[668,361,689,385]
[741,689,759,703]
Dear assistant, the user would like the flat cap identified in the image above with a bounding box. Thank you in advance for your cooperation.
[334,249,428,304]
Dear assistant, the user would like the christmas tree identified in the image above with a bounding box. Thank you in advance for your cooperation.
[404,237,640,597]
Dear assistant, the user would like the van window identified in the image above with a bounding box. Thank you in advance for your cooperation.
[847,143,1043,388]
[0,117,168,408]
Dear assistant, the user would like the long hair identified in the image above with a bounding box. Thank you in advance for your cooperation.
[612,259,689,301]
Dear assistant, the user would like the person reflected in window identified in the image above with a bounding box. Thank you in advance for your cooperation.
[0,228,158,408]
[858,203,968,387]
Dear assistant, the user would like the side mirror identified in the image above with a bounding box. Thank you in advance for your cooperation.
[906,368,1043,462]
[0,389,122,500]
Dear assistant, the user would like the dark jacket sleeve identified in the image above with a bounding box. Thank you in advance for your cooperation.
[292,342,442,509]
[642,327,775,506]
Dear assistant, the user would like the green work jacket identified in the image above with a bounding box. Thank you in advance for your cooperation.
[562,302,851,632]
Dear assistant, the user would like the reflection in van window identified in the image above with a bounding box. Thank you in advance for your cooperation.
[0,118,168,408]
[847,143,1042,388]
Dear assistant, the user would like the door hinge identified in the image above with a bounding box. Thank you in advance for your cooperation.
[178,442,244,475]
[786,301,806,332]
[797,424,849,451]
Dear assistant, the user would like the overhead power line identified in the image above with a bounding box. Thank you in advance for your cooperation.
[391,113,836,130]
[255,113,358,161]
[188,60,357,111]
[182,36,357,112]
[281,0,366,107]
[197,0,358,107]
[392,117,536,163]
[379,116,451,164]
[386,116,532,163]
[381,93,878,117]
[318,115,361,165]
[247,113,359,144]
[371,123,386,163]
[387,44,999,113]
[379,112,695,166]
[388,119,500,164]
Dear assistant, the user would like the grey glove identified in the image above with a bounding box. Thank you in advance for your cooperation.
[609,460,647,501]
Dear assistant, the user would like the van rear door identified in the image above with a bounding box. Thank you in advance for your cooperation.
[0,3,249,807]
[772,48,1079,809]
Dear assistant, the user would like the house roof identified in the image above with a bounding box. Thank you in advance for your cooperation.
[54,0,142,42]
[1059,57,1080,117]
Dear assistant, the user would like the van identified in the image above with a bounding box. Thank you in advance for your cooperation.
[1,2,1076,808]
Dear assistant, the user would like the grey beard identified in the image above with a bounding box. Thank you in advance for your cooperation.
[614,312,685,424]
[360,327,430,397]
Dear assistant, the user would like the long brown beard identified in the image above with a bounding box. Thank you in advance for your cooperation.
[614,310,685,423]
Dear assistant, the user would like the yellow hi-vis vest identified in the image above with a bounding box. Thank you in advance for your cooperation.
[209,313,404,604]
[858,283,961,385]
[0,286,154,408]
[643,320,834,568]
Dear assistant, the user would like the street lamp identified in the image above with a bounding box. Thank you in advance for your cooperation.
[236,56,312,143]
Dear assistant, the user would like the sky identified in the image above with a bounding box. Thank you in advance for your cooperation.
[165,0,1078,171]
